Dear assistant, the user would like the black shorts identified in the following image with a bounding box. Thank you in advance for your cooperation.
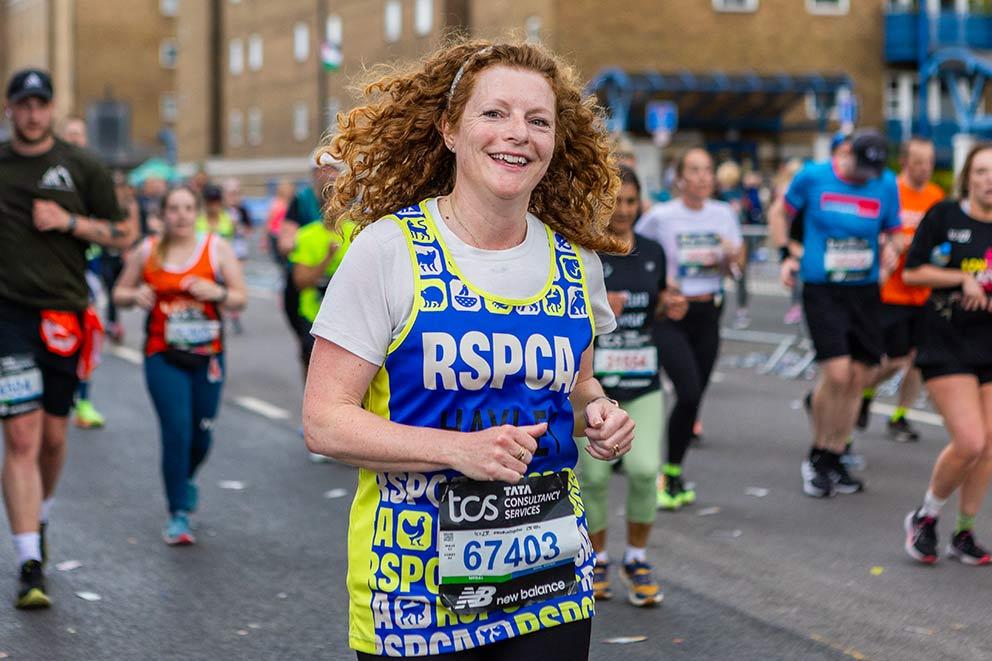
[880,303,926,359]
[0,299,80,419]
[920,363,992,385]
[802,283,883,366]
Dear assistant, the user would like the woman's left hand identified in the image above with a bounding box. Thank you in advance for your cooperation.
[584,398,634,461]
[181,276,225,302]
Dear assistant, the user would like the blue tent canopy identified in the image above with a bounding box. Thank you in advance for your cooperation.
[587,68,854,134]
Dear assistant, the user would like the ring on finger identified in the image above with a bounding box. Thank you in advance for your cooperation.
[515,449,526,462]
[611,444,621,457]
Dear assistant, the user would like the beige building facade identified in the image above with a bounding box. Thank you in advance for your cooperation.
[174,0,890,182]
[1,0,177,163]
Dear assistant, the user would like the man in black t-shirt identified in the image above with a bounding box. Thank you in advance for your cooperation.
[0,69,138,609]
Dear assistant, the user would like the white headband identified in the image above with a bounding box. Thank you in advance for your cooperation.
[447,47,493,103]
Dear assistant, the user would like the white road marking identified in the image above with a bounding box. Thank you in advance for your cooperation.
[870,402,944,428]
[108,345,143,365]
[232,396,290,420]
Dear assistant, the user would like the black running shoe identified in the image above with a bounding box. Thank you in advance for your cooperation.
[801,454,834,498]
[904,510,938,565]
[856,396,872,430]
[827,453,864,494]
[15,560,51,610]
[947,530,992,566]
[39,522,47,568]
[887,417,920,443]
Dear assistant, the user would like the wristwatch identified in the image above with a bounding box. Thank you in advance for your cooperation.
[66,215,78,235]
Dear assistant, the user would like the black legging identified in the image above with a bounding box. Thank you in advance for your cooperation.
[356,619,591,660]
[657,300,723,467]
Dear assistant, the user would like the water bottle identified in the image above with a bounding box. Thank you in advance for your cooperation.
[930,242,951,267]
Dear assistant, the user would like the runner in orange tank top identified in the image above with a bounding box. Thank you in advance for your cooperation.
[114,186,246,545]
[859,137,945,442]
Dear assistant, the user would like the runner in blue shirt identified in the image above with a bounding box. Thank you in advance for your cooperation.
[780,130,903,498]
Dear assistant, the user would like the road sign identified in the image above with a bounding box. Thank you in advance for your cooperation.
[646,101,678,148]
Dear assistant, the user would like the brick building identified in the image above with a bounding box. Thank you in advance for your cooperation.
[174,0,902,186]
[0,0,178,165]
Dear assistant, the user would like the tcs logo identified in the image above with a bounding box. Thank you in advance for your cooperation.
[447,494,499,524]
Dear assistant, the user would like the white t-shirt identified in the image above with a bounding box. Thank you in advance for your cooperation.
[635,198,743,297]
[311,197,616,366]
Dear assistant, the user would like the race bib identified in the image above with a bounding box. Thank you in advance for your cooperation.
[825,238,873,282]
[165,314,221,348]
[677,232,723,278]
[593,346,658,378]
[0,355,43,418]
[438,472,581,614]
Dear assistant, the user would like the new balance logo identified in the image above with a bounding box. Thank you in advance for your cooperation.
[453,586,496,610]
[39,165,75,192]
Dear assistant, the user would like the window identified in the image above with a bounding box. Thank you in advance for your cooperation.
[884,73,916,121]
[414,0,433,36]
[229,39,244,75]
[248,34,263,71]
[525,15,541,43]
[228,109,243,148]
[294,22,310,62]
[385,0,402,42]
[806,0,849,15]
[804,90,839,120]
[713,0,759,11]
[326,14,343,46]
[159,39,178,69]
[247,107,262,146]
[160,0,179,17]
[293,102,310,142]
[160,93,178,123]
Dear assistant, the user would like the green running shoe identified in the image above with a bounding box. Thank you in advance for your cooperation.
[74,400,105,429]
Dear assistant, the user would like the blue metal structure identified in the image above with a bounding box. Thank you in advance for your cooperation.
[587,68,853,136]
[885,7,992,165]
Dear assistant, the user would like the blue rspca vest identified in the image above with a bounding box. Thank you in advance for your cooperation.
[346,199,597,657]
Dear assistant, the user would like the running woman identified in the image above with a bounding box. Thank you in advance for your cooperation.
[1,69,136,608]
[304,39,632,659]
[859,137,944,441]
[582,165,674,607]
[113,186,246,545]
[636,148,745,511]
[780,130,903,498]
[288,217,356,373]
[903,142,992,565]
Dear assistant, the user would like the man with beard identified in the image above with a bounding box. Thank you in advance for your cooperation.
[0,69,137,609]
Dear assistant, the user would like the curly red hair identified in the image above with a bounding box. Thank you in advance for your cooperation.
[318,36,626,253]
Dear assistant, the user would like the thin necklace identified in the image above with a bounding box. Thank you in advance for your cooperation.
[441,195,484,248]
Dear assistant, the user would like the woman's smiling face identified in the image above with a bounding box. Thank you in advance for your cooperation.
[443,65,556,203]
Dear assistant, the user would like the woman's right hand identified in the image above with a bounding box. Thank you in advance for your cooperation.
[451,423,546,484]
[134,284,156,310]
[661,289,688,321]
[961,275,989,312]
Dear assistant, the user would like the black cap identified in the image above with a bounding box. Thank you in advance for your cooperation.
[851,130,888,180]
[6,68,53,103]
[203,184,223,202]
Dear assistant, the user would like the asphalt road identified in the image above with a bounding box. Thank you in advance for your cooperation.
[1,257,988,661]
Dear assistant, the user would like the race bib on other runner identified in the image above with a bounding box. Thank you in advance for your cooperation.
[438,472,581,614]
[677,233,723,278]
[825,238,873,282]
[593,346,658,378]
[0,355,43,418]
[165,311,221,349]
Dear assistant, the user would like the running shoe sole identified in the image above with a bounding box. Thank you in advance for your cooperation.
[15,588,52,610]
[163,532,196,546]
[618,570,663,608]
[888,429,919,443]
[904,511,938,565]
[946,543,992,566]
